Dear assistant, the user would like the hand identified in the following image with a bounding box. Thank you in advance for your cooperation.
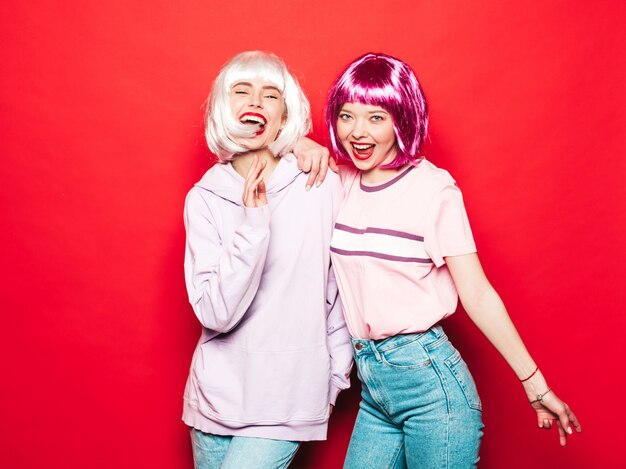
[527,387,581,446]
[242,155,268,208]
[294,137,331,190]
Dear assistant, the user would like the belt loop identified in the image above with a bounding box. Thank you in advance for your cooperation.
[369,340,382,362]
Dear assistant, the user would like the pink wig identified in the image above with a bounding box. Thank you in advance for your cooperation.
[325,53,429,168]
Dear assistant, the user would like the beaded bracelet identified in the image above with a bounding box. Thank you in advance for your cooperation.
[520,365,539,382]
[529,388,552,404]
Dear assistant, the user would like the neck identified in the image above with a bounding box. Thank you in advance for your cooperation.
[231,148,279,180]
[361,163,410,184]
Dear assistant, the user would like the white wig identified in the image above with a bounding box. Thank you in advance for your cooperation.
[205,51,311,162]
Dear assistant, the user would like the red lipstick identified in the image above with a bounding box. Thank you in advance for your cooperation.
[350,142,375,160]
[239,112,267,135]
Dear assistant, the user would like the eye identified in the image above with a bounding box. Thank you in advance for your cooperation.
[234,89,249,95]
[264,94,280,99]
[371,114,385,122]
[338,113,352,121]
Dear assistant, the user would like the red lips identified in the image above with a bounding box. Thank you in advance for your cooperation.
[239,112,267,136]
[350,142,375,160]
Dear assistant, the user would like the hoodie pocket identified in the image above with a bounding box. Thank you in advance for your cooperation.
[193,340,331,424]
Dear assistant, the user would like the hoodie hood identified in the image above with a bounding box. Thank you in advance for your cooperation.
[195,153,302,206]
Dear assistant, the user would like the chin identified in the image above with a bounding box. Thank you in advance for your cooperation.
[351,158,374,171]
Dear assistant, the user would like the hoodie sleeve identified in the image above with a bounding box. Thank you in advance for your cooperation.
[326,264,353,405]
[326,175,352,405]
[183,189,270,333]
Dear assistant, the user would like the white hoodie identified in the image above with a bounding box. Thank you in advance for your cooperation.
[182,153,352,441]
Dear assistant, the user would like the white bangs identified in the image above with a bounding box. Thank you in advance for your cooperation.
[222,57,286,95]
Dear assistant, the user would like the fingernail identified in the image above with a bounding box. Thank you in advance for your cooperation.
[316,181,322,187]
[305,185,311,191]
[567,426,572,434]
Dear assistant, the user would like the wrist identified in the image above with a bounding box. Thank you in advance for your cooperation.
[521,370,549,399]
[519,365,539,382]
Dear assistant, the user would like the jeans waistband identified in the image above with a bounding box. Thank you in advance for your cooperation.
[351,325,445,356]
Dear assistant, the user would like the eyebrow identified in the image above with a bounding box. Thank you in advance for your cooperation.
[232,82,282,93]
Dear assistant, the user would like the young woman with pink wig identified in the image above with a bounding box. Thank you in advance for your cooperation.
[297,52,581,467]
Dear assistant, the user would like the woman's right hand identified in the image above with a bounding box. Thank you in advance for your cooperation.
[294,136,336,190]
[242,155,268,208]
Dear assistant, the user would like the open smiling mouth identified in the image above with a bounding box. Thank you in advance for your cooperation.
[350,142,375,160]
[240,112,267,135]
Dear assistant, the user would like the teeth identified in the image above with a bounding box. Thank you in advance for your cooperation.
[241,115,266,126]
[353,143,374,150]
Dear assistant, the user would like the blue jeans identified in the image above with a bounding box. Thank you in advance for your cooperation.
[344,326,484,469]
[190,429,300,469]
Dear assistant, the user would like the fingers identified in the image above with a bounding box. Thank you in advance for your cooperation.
[298,155,312,173]
[244,176,265,207]
[317,149,329,186]
[329,156,339,174]
[242,156,267,208]
[565,404,582,433]
[538,417,553,429]
[534,398,580,447]
[306,162,319,191]
[257,180,267,205]
[242,156,258,207]
[555,405,570,436]
[245,155,261,180]
[298,154,314,191]
[247,172,265,207]
[556,420,567,447]
[551,399,580,437]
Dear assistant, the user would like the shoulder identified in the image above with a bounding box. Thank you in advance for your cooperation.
[184,187,213,223]
[412,158,459,195]
[185,164,229,213]
[195,162,230,189]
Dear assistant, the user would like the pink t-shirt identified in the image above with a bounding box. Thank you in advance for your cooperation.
[330,159,476,340]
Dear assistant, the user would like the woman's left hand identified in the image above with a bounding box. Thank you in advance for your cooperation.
[527,386,581,446]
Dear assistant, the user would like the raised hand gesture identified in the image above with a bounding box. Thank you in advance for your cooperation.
[242,155,268,208]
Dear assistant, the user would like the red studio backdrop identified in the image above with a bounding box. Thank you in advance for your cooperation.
[1,1,625,468]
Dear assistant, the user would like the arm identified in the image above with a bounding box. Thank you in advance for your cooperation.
[293,136,337,190]
[325,265,353,406]
[445,253,582,446]
[184,158,270,333]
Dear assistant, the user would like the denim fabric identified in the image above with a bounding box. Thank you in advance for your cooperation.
[344,326,484,469]
[190,429,300,469]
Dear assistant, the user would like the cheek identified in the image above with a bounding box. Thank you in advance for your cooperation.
[376,127,396,146]
[336,123,349,140]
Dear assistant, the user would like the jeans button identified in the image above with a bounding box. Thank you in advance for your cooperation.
[355,343,364,351]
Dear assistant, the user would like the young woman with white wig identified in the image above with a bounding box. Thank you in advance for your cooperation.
[182,51,352,469]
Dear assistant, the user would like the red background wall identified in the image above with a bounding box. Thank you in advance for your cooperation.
[1,1,624,467]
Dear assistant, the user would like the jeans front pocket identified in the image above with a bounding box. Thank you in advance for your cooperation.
[380,337,432,370]
[444,350,482,411]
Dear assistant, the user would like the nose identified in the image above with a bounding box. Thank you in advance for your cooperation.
[247,90,263,108]
[351,118,368,139]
